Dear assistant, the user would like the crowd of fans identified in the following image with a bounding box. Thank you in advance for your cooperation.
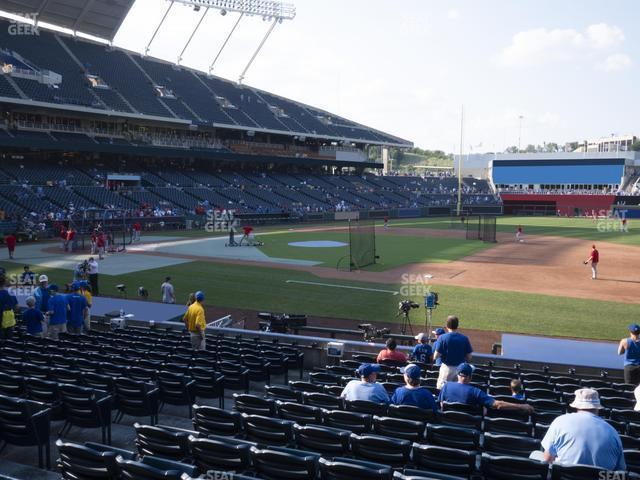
[338,314,639,472]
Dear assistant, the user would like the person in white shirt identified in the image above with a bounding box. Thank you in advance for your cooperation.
[161,276,175,304]
[87,257,99,295]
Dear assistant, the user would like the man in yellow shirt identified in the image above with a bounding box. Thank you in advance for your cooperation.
[80,280,92,332]
[183,290,206,350]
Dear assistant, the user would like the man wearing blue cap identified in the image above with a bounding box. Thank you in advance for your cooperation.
[341,364,390,404]
[46,284,68,340]
[67,282,88,334]
[439,363,534,415]
[618,323,640,385]
[391,364,438,413]
[183,290,206,350]
[432,328,446,367]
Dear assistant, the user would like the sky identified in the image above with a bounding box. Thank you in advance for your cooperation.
[46,1,640,152]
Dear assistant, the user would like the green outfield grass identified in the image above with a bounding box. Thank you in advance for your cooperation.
[256,230,491,270]
[0,258,630,342]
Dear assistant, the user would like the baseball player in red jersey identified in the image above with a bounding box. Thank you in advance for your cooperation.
[383,216,389,230]
[5,233,16,259]
[133,222,142,243]
[240,225,254,246]
[515,225,523,242]
[97,231,106,260]
[90,230,97,255]
[584,244,599,280]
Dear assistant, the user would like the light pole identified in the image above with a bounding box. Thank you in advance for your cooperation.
[518,115,524,152]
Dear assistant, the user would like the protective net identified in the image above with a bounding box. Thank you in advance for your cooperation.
[349,219,376,270]
[466,215,497,242]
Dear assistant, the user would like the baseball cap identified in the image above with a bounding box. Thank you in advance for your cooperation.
[38,274,48,283]
[432,328,446,336]
[79,280,89,288]
[456,362,475,377]
[70,282,80,291]
[630,324,640,334]
[48,283,59,292]
[400,364,421,379]
[414,332,427,342]
[356,363,381,377]
[195,291,205,301]
[570,388,602,410]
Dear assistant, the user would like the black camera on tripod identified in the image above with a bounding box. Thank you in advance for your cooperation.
[398,300,420,314]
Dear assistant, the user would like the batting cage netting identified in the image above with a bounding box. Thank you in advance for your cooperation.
[349,219,376,271]
[466,215,497,242]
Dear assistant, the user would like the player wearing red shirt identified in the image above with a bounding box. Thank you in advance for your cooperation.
[240,225,254,246]
[584,244,599,280]
[5,233,16,259]
[133,222,142,242]
[90,231,97,255]
[97,232,106,260]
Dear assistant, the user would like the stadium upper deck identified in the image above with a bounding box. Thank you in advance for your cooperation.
[0,17,410,149]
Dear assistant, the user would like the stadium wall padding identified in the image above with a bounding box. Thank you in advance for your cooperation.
[501,194,616,215]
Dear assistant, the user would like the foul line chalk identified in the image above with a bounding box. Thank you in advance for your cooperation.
[285,280,399,295]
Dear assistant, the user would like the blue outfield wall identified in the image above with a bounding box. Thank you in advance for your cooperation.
[492,159,625,184]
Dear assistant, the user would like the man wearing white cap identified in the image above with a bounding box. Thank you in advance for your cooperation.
[411,333,433,365]
[531,388,625,470]
[34,275,50,313]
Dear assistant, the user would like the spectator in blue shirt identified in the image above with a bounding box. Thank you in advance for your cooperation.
[23,296,45,337]
[432,328,446,366]
[34,274,50,313]
[618,323,640,385]
[411,333,433,364]
[391,364,438,413]
[47,284,68,340]
[66,282,88,335]
[341,363,390,404]
[531,388,625,471]
[439,363,534,416]
[433,316,473,389]
[511,379,525,400]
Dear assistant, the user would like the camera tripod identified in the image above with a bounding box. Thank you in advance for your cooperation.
[397,309,414,335]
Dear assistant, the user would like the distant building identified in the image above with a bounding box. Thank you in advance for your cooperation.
[569,134,637,153]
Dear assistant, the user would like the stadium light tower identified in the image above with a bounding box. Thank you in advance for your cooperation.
[145,0,296,83]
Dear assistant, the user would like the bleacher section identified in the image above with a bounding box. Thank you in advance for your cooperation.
[1,328,638,479]
[0,160,500,220]
[0,18,408,146]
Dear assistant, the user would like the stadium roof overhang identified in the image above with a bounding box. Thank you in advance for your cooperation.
[0,0,135,41]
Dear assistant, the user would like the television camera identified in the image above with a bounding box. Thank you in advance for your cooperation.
[397,300,420,335]
[258,312,307,333]
[358,323,391,342]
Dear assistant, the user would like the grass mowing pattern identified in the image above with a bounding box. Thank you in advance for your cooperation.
[1,258,629,342]
[256,230,492,271]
